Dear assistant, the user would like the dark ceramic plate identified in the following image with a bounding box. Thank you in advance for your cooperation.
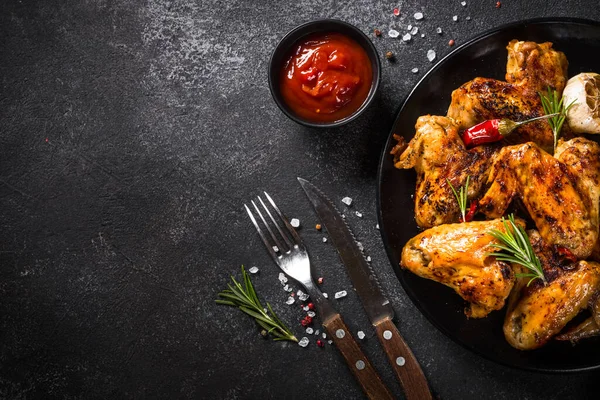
[377,18,600,372]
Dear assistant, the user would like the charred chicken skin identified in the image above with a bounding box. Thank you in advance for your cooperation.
[504,231,600,350]
[478,138,600,259]
[447,40,568,152]
[392,115,496,228]
[401,219,518,318]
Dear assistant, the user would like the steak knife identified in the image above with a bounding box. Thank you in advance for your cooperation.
[298,177,432,400]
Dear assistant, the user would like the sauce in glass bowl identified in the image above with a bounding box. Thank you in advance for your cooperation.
[279,32,373,124]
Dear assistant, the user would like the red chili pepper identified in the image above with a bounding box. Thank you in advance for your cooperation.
[461,201,477,222]
[556,246,578,263]
[462,113,559,148]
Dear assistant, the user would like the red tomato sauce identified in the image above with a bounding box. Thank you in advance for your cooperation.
[280,32,373,123]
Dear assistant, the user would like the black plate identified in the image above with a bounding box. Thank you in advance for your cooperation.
[377,18,600,373]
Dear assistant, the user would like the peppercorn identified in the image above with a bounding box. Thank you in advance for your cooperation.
[374,29,381,37]
[316,339,325,347]
[307,303,315,310]
[448,39,455,46]
[385,51,394,60]
[317,277,324,284]
[315,223,322,231]
[496,1,501,8]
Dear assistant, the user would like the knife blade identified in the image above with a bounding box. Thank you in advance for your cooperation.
[298,177,432,400]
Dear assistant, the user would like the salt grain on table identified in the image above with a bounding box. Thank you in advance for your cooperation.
[376,224,380,230]
[322,237,328,243]
[466,16,471,20]
[407,24,412,30]
[322,293,328,298]
[298,337,309,347]
[388,29,400,38]
[402,33,411,42]
[341,197,353,206]
[411,68,419,74]
[298,290,309,301]
[436,27,442,34]
[248,266,259,274]
[357,241,364,252]
[410,27,418,35]
[366,256,372,262]
[453,15,458,21]
[290,218,300,228]
[307,311,316,318]
[322,332,327,338]
[414,12,423,20]
[314,329,320,335]
[355,211,363,218]
[357,331,366,340]
[335,290,348,299]
[286,296,295,305]
[279,273,288,284]
[427,49,436,62]
[272,246,279,252]
[303,305,309,311]
[421,33,425,38]
[306,327,314,334]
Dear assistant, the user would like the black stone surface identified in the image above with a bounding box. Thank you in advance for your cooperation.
[1,1,599,399]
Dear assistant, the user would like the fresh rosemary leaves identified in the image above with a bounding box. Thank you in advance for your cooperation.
[539,87,575,152]
[447,176,470,223]
[216,266,298,342]
[488,214,547,286]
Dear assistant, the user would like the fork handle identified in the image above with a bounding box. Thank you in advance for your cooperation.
[323,313,394,400]
[374,317,432,400]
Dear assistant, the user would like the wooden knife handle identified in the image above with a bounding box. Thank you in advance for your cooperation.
[374,317,432,400]
[323,313,394,400]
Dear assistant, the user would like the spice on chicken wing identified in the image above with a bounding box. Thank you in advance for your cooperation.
[478,138,600,259]
[447,40,568,152]
[391,115,496,228]
[401,218,519,318]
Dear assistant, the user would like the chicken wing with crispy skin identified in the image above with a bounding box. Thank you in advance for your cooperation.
[478,138,600,259]
[447,40,568,152]
[401,219,518,318]
[392,115,496,228]
[504,231,600,350]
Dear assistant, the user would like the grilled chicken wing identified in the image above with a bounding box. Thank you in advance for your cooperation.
[447,40,568,152]
[478,138,600,259]
[401,219,518,318]
[391,115,496,228]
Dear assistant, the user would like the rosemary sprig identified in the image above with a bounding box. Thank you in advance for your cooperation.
[487,214,547,286]
[216,266,298,342]
[539,87,575,152]
[447,176,470,223]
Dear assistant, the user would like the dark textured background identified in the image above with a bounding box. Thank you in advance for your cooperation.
[1,1,599,399]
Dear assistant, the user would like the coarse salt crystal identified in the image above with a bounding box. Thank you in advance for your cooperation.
[410,26,418,35]
[273,246,279,252]
[307,311,316,318]
[421,34,425,38]
[376,224,380,230]
[322,332,327,338]
[323,293,328,298]
[341,197,353,206]
[355,211,363,218]
[427,49,436,62]
[306,327,314,334]
[414,12,423,20]
[315,329,320,335]
[290,218,300,228]
[248,266,259,274]
[279,273,288,284]
[303,305,309,311]
[461,1,467,5]
[357,331,366,340]
[341,214,346,219]
[357,242,364,252]
[322,237,328,243]
[298,337,309,347]
[335,290,348,299]
[436,27,443,34]
[328,340,333,345]
[411,68,419,74]
[366,256,372,262]
[402,33,411,42]
[407,24,412,30]
[453,15,458,22]
[466,16,471,20]
[298,290,309,301]
[286,296,295,305]
[388,29,400,38]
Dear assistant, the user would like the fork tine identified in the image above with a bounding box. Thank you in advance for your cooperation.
[251,199,288,252]
[258,194,295,251]
[244,203,278,261]
[264,192,303,247]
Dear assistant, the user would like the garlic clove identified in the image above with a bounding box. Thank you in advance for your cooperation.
[562,72,600,134]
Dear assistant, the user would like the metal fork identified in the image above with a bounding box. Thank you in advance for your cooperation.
[245,192,393,400]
